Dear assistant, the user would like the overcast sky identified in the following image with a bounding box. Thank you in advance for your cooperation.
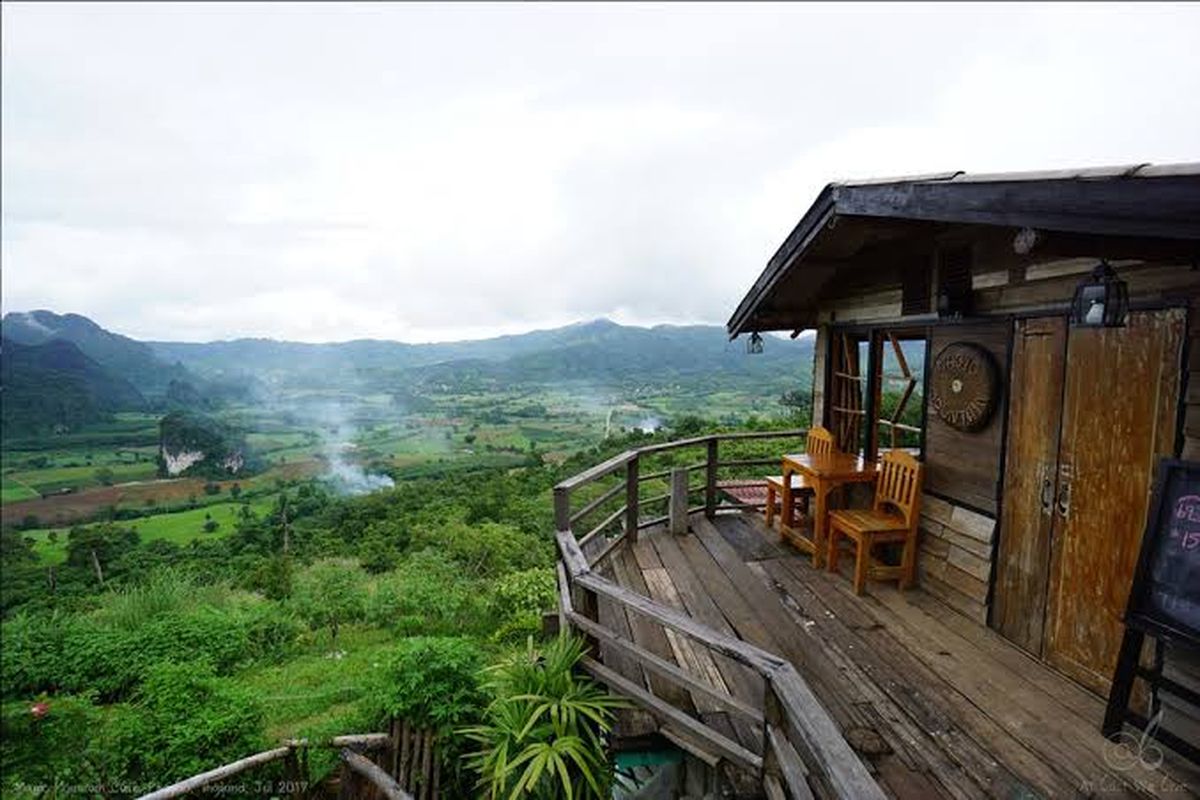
[3,3,1199,343]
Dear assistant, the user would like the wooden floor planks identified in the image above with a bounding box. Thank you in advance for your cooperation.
[597,514,1198,800]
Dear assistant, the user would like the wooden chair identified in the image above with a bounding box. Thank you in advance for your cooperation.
[827,450,923,594]
[764,427,836,529]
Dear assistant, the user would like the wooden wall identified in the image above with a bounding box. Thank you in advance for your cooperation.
[917,494,995,624]
[812,246,1200,632]
[800,234,1200,739]
[923,322,1009,516]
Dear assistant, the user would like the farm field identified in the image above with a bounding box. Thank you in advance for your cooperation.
[25,496,278,563]
[1,377,806,559]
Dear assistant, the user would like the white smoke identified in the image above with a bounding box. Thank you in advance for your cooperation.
[326,446,396,495]
[637,416,662,434]
[303,400,396,496]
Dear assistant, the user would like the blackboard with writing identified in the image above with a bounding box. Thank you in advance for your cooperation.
[1103,459,1200,765]
[1127,459,1200,641]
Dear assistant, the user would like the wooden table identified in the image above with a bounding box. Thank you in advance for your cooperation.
[780,452,878,568]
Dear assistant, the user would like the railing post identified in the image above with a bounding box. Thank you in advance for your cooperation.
[705,437,719,518]
[669,467,689,535]
[761,674,783,785]
[625,454,640,544]
[554,486,571,532]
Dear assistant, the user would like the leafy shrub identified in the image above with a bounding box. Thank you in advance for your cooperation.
[106,661,265,789]
[0,694,116,797]
[463,635,622,800]
[290,558,367,646]
[368,637,484,732]
[490,567,556,620]
[489,612,546,645]
[1,588,300,701]
[411,521,550,580]
[364,552,486,636]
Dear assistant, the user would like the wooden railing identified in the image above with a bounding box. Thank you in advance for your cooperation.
[553,431,887,800]
[136,727,437,800]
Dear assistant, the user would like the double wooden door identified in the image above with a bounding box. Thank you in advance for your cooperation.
[993,309,1185,695]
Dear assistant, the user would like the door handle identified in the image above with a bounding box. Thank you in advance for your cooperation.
[1057,464,1072,519]
[1039,463,1055,516]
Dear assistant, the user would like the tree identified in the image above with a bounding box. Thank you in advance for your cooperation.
[94,467,115,486]
[65,523,139,585]
[290,559,367,648]
[229,483,242,500]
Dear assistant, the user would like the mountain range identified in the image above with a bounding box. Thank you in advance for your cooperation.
[1,310,813,434]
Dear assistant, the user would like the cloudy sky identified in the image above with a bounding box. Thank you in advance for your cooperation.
[3,3,1199,343]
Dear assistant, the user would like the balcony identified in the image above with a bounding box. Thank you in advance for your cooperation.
[553,433,1199,799]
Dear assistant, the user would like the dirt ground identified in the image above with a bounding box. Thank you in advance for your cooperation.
[1,459,323,528]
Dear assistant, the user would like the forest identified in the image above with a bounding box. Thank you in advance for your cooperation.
[0,311,841,797]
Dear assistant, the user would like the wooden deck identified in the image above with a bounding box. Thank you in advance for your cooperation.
[594,511,1200,799]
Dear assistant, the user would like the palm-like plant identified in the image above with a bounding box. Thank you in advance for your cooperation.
[461,634,624,800]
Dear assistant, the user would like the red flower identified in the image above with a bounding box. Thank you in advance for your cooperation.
[30,702,49,719]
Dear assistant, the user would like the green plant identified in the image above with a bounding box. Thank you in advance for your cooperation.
[462,635,622,800]
[108,661,266,788]
[290,559,367,647]
[490,568,556,620]
[364,552,486,636]
[0,694,115,796]
[369,637,484,732]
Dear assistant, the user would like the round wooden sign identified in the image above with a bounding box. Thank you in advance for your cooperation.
[929,342,998,432]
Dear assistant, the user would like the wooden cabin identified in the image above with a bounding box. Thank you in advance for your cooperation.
[727,163,1200,700]
[554,164,1200,799]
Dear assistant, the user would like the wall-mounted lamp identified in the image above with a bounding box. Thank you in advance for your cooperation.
[1070,261,1128,328]
[746,332,764,354]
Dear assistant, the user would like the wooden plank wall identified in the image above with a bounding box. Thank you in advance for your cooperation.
[916,495,995,624]
[813,247,1200,740]
[923,322,1009,516]
[806,248,1200,633]
[811,325,829,428]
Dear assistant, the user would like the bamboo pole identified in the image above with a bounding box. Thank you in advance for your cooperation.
[136,746,292,800]
[340,749,414,800]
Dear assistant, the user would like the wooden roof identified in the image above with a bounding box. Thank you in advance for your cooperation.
[727,163,1200,335]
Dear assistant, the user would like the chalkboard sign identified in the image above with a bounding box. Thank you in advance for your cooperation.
[1102,458,1200,765]
[1126,459,1200,641]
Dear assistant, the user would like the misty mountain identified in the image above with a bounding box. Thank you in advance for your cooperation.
[148,318,814,388]
[1,310,195,397]
[0,337,146,435]
[1,311,815,426]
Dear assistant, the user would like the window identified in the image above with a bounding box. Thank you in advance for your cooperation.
[827,332,869,454]
[827,328,928,458]
[869,331,927,455]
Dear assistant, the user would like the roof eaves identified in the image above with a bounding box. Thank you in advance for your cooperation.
[726,186,837,337]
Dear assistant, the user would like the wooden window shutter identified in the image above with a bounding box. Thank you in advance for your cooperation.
[901,257,932,316]
[829,333,864,453]
[936,246,973,318]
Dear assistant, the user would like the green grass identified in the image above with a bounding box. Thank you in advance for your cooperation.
[1,476,40,504]
[24,497,276,564]
[7,461,159,495]
[233,626,396,740]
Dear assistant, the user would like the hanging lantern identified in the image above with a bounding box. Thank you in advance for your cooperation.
[1070,261,1128,328]
[746,332,764,354]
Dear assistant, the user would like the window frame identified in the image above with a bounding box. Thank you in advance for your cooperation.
[826,323,930,460]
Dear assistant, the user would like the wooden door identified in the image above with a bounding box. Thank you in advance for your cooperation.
[993,317,1068,654]
[1043,309,1185,694]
